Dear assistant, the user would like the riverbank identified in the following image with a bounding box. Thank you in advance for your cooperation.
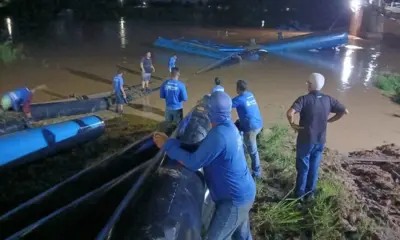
[375,72,400,104]
[0,112,173,215]
[251,125,400,239]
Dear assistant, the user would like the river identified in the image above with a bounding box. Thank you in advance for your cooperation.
[0,13,399,153]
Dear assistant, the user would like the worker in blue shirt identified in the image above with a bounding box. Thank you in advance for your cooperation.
[160,67,188,123]
[212,77,224,93]
[113,69,127,114]
[232,80,263,179]
[168,54,177,73]
[153,91,256,240]
[1,85,46,122]
[287,73,348,201]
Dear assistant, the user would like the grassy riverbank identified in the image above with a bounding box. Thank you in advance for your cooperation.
[375,73,400,104]
[250,125,373,240]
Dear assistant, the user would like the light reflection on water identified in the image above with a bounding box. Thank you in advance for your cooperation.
[119,17,127,49]
[274,45,382,92]
[341,49,354,89]
[5,17,12,40]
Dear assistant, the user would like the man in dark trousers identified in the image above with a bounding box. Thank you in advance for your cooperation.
[140,51,155,93]
[160,67,188,123]
[113,69,127,114]
[287,73,348,201]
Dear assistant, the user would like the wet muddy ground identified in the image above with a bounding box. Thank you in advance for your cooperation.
[322,144,400,239]
[0,113,166,215]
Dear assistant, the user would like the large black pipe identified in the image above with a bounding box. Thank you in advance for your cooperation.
[0,135,159,238]
[96,95,212,240]
[5,160,152,240]
[30,97,110,121]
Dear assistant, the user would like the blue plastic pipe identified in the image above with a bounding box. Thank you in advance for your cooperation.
[154,37,240,59]
[0,115,105,168]
[261,31,348,52]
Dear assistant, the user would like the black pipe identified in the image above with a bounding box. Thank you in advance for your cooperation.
[5,160,153,240]
[0,135,158,238]
[30,97,110,121]
[97,95,212,240]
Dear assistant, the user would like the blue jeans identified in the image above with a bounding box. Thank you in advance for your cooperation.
[205,201,253,240]
[165,108,183,123]
[295,143,325,198]
[243,128,262,178]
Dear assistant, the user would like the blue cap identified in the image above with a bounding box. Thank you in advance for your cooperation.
[208,91,232,124]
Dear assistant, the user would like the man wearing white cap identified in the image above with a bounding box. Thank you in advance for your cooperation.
[286,73,348,201]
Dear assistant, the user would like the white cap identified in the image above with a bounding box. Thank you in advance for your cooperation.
[309,73,325,91]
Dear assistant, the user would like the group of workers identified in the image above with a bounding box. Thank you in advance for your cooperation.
[151,59,348,239]
[0,50,348,240]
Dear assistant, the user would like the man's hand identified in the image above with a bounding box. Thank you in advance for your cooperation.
[290,123,304,132]
[152,67,156,73]
[153,132,169,149]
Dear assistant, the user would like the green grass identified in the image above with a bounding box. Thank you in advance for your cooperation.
[251,125,363,239]
[0,41,21,64]
[375,73,400,104]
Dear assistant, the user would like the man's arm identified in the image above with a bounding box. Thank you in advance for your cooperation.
[180,83,188,102]
[160,83,165,99]
[232,96,240,108]
[328,97,348,123]
[287,97,303,130]
[163,131,223,170]
[140,59,145,72]
[120,84,126,98]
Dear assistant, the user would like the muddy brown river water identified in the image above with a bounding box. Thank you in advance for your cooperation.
[1,17,399,153]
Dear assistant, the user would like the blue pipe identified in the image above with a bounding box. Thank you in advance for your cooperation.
[154,37,241,59]
[261,31,348,52]
[0,135,158,239]
[0,115,105,168]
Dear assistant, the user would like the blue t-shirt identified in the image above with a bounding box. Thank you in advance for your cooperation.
[291,90,346,145]
[212,85,224,93]
[113,75,124,95]
[164,120,256,206]
[7,87,31,111]
[168,57,176,70]
[160,79,188,110]
[141,57,153,73]
[232,91,263,132]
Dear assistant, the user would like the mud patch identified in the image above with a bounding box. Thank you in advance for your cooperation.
[323,144,400,239]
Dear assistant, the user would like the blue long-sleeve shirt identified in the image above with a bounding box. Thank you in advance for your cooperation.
[163,120,256,206]
[232,91,263,132]
[168,57,176,70]
[160,79,188,110]
[6,87,32,111]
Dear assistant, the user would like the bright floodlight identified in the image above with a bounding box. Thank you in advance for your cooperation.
[350,0,361,12]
